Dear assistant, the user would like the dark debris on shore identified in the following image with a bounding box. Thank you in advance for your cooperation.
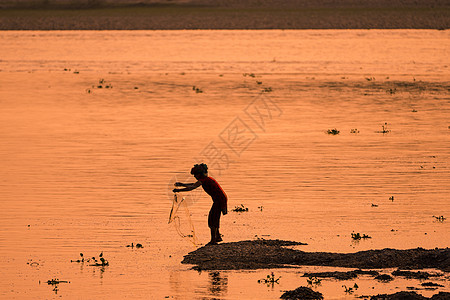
[181,239,450,272]
[370,291,450,300]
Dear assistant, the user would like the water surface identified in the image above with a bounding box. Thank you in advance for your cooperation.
[0,30,449,299]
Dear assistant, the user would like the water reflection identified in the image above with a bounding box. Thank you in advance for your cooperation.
[208,271,228,297]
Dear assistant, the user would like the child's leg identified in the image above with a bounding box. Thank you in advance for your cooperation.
[207,203,222,245]
[209,227,218,244]
[216,228,222,242]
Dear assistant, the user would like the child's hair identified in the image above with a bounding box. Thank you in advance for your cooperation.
[190,163,208,176]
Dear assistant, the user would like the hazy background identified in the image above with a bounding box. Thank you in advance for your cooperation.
[1,0,449,29]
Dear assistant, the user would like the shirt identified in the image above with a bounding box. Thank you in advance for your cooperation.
[198,176,227,209]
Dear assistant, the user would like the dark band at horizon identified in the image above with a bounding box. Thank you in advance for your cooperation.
[0,0,449,30]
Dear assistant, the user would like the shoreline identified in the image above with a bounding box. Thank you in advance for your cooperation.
[181,239,450,271]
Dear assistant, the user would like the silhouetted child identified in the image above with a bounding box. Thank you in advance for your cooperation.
[173,163,227,245]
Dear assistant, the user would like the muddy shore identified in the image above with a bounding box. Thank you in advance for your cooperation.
[181,239,450,272]
[0,0,449,30]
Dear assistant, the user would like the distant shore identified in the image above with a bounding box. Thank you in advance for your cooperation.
[0,0,449,30]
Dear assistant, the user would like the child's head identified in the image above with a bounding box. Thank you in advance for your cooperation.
[191,163,208,180]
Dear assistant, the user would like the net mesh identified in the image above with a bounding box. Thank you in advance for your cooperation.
[168,193,200,247]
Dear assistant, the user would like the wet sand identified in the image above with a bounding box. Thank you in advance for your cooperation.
[0,0,449,30]
[182,239,450,271]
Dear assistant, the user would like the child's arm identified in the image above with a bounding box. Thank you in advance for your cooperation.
[173,181,201,193]
[175,182,196,187]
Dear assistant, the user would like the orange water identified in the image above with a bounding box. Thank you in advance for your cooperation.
[0,30,449,299]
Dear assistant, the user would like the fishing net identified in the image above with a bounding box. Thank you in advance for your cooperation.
[168,193,200,247]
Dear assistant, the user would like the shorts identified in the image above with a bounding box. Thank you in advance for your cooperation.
[208,202,222,228]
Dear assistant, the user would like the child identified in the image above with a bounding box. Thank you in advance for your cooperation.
[173,163,227,245]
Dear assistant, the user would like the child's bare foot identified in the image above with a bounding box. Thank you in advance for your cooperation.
[216,235,223,242]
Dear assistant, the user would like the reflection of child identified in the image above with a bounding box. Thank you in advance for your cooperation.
[173,163,228,245]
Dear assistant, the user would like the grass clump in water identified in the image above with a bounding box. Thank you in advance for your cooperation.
[351,232,371,240]
[327,128,340,135]
[231,204,249,212]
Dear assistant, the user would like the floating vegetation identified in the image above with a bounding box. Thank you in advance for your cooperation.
[351,232,371,240]
[192,86,203,93]
[70,252,109,266]
[350,128,360,134]
[433,215,446,222]
[256,81,262,85]
[126,242,144,248]
[327,128,340,135]
[47,279,70,285]
[95,78,112,89]
[342,283,359,294]
[306,276,322,286]
[389,196,394,201]
[257,272,280,285]
[280,286,323,300]
[376,122,390,134]
[258,206,264,211]
[243,73,256,78]
[386,88,397,94]
[88,79,112,92]
[231,204,249,212]
[365,77,375,81]
[371,203,378,207]
[412,109,418,112]
[262,87,272,93]
[46,278,70,294]
[303,270,377,280]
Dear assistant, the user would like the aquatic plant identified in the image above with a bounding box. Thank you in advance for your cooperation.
[376,123,390,134]
[192,86,203,93]
[258,272,280,285]
[386,88,397,94]
[243,73,256,78]
[306,276,322,286]
[262,87,272,93]
[327,128,340,135]
[350,129,360,134]
[371,204,378,207]
[231,204,249,212]
[365,77,375,81]
[389,196,394,201]
[70,252,109,266]
[342,283,358,294]
[256,81,262,85]
[351,232,371,240]
[47,279,69,285]
[91,78,112,90]
[46,278,70,294]
[126,242,144,248]
[433,215,446,222]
